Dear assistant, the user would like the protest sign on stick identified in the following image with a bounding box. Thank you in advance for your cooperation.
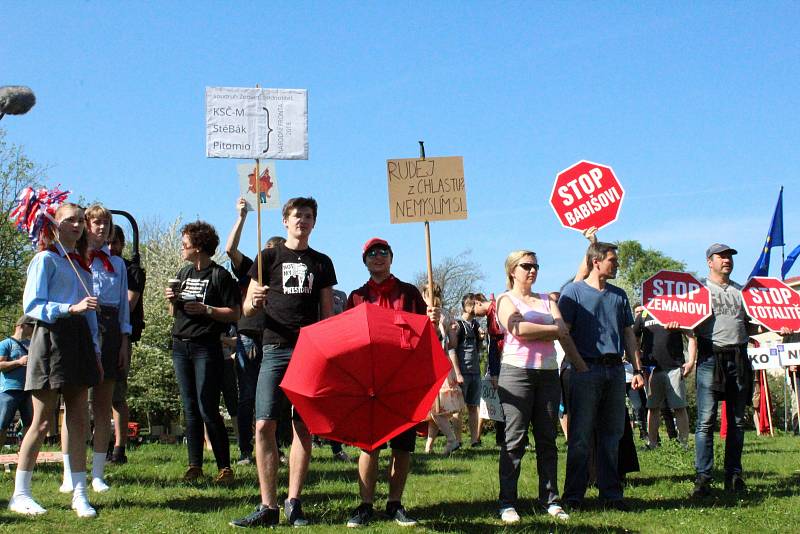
[642,271,711,328]
[237,161,280,211]
[550,160,624,232]
[206,85,308,284]
[387,143,467,303]
[741,277,800,332]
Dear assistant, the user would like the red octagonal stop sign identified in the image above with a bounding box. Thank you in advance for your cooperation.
[642,270,711,329]
[741,277,800,332]
[550,160,625,232]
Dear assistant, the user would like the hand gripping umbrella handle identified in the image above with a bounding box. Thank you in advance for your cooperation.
[393,313,414,350]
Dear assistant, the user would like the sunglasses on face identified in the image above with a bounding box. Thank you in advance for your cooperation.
[517,262,540,272]
[366,248,390,258]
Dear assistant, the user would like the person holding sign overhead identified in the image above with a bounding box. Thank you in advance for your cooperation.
[230,197,336,529]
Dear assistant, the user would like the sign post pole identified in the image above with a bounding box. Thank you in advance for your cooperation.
[763,370,775,436]
[793,369,800,431]
[419,141,435,304]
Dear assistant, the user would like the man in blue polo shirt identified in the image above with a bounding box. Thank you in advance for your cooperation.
[0,315,36,449]
[558,241,645,511]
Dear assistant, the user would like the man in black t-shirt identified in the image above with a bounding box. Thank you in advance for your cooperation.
[230,197,336,529]
[633,309,696,447]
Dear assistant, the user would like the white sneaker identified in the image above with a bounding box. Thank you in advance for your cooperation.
[72,496,97,518]
[8,494,47,515]
[91,477,110,493]
[547,504,569,521]
[500,507,520,524]
[60,481,74,493]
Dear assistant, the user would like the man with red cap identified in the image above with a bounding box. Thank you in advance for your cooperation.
[344,237,441,528]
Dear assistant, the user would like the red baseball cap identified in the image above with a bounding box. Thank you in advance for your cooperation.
[362,237,391,261]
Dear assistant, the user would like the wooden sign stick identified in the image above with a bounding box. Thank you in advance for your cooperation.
[793,370,800,429]
[255,83,263,286]
[420,141,434,305]
[763,370,775,437]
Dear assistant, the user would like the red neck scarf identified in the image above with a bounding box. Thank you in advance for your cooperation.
[47,245,92,273]
[90,248,115,273]
[367,275,398,309]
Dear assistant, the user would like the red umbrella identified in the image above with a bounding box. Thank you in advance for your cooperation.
[280,302,451,451]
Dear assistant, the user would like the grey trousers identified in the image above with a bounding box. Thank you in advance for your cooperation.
[497,364,562,508]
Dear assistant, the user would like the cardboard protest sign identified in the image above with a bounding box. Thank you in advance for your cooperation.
[748,345,783,370]
[206,87,308,160]
[642,271,711,329]
[386,157,467,224]
[237,161,279,211]
[741,277,800,332]
[478,376,504,422]
[550,160,624,231]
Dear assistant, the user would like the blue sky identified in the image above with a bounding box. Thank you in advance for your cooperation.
[4,2,799,295]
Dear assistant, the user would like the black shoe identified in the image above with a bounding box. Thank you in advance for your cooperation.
[346,503,374,527]
[724,473,746,493]
[386,502,417,527]
[470,440,482,448]
[604,499,629,512]
[691,476,712,498]
[230,504,279,528]
[285,498,309,527]
[563,499,582,513]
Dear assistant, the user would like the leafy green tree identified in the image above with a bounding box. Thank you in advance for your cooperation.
[127,218,185,427]
[0,129,46,337]
[614,240,687,304]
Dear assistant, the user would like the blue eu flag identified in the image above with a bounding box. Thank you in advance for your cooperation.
[749,187,784,278]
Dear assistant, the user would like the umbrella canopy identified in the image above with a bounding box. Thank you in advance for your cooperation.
[280,302,451,451]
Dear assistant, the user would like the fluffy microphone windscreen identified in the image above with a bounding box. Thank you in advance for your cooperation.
[0,86,36,115]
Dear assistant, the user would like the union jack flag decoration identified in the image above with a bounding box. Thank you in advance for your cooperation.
[9,186,71,247]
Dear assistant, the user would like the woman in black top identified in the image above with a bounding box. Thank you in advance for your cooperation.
[165,221,241,484]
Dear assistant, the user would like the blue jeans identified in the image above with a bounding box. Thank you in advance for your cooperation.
[0,390,33,432]
[564,363,626,502]
[255,344,294,421]
[172,338,231,470]
[694,355,748,479]
[235,333,262,457]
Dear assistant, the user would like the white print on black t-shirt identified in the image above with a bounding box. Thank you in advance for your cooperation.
[282,262,314,294]
[180,278,210,302]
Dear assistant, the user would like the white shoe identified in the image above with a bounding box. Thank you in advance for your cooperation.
[91,477,110,493]
[547,504,569,521]
[8,494,47,515]
[500,507,520,524]
[72,496,97,518]
[60,481,74,493]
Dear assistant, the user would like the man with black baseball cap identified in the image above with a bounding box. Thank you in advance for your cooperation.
[690,242,792,497]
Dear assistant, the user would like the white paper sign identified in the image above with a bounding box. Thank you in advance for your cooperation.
[748,345,783,370]
[478,377,504,422]
[206,87,308,160]
[237,162,279,211]
[775,342,800,368]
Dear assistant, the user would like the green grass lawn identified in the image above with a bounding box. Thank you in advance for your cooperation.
[1,432,799,533]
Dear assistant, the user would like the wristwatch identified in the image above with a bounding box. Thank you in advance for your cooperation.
[206,305,213,316]
[633,368,644,376]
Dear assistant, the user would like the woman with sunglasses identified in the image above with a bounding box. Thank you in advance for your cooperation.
[495,250,586,524]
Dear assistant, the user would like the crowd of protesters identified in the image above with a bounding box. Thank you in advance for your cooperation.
[1,194,797,527]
